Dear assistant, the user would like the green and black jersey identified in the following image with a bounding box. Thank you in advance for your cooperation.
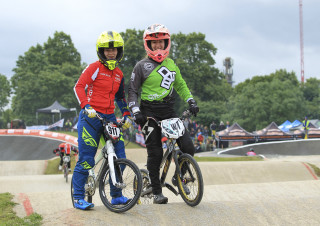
[128,57,193,113]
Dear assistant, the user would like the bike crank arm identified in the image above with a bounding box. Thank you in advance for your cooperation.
[164,183,179,196]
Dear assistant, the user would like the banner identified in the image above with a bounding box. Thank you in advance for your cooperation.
[26,118,65,130]
[47,118,64,129]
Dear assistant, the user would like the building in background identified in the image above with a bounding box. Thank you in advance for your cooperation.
[223,57,234,86]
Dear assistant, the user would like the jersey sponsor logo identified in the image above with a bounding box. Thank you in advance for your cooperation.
[142,122,154,141]
[82,127,97,147]
[157,66,176,90]
[115,77,121,82]
[115,74,120,77]
[144,62,154,71]
[148,90,168,100]
[80,161,92,169]
[100,73,111,77]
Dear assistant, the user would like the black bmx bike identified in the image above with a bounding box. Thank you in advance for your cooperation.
[139,110,204,206]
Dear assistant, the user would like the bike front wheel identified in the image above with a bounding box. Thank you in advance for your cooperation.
[99,158,142,213]
[176,153,204,207]
[64,164,68,183]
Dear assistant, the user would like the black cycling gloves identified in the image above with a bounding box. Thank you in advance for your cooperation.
[133,111,147,126]
[188,99,199,117]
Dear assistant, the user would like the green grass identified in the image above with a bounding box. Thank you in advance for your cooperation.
[194,156,264,162]
[45,155,77,175]
[307,163,320,177]
[0,192,42,226]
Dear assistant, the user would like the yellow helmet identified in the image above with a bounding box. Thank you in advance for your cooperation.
[96,31,124,70]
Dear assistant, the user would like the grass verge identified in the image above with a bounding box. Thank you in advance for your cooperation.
[45,155,78,175]
[0,192,42,225]
[194,156,263,162]
[307,163,320,177]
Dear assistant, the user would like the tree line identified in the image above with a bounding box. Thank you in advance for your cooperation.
[0,30,319,132]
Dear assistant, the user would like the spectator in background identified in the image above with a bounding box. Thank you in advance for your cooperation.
[246,148,256,156]
[65,119,72,131]
[218,121,226,132]
[189,127,196,142]
[226,121,230,128]
[210,121,217,137]
[302,116,310,139]
[203,126,210,143]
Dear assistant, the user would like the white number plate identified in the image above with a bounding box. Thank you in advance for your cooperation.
[106,124,120,138]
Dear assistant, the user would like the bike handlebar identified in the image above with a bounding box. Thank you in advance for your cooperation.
[83,110,125,127]
[147,109,192,125]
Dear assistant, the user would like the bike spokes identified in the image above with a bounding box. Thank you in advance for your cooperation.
[138,169,153,204]
[99,159,142,213]
[177,154,203,206]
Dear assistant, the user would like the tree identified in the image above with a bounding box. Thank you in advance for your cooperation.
[120,29,145,87]
[0,74,10,112]
[170,32,232,125]
[44,31,81,67]
[224,70,305,131]
[11,31,83,125]
[302,77,320,119]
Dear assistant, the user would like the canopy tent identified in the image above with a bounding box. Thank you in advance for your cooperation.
[253,122,294,141]
[36,101,77,123]
[215,123,255,147]
[278,120,292,132]
[291,120,302,128]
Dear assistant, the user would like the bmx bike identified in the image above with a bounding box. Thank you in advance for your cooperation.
[139,110,204,206]
[62,155,71,183]
[71,112,142,213]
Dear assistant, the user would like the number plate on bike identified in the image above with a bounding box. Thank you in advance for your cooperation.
[106,123,121,139]
[161,118,185,139]
[63,156,70,162]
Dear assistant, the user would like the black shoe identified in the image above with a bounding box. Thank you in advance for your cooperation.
[172,176,190,195]
[153,193,168,204]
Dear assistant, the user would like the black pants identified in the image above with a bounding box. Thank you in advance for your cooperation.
[141,101,195,195]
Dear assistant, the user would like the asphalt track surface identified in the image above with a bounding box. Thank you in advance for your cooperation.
[1,135,320,225]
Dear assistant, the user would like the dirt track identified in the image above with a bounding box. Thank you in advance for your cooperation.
[2,147,320,225]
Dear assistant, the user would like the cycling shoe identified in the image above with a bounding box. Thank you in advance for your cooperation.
[153,193,168,204]
[74,199,94,210]
[111,196,131,205]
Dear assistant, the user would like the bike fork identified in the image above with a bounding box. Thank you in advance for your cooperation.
[106,140,125,189]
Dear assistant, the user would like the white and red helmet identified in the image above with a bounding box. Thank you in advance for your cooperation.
[143,24,171,62]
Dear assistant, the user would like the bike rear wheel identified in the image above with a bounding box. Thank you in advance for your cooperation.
[176,153,203,206]
[71,174,93,208]
[99,158,142,213]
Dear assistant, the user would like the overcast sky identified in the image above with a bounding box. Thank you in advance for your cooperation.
[1,0,319,85]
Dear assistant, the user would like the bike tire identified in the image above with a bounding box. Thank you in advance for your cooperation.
[71,174,93,208]
[138,169,153,204]
[176,153,204,207]
[98,158,142,213]
[64,164,68,183]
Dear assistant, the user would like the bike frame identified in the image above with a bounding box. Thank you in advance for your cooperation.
[160,138,182,186]
[84,112,126,193]
[142,111,191,196]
